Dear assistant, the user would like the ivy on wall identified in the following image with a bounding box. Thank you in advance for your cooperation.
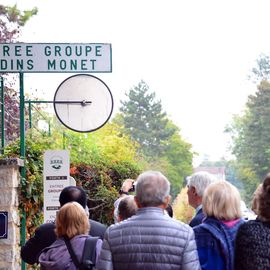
[1,126,142,240]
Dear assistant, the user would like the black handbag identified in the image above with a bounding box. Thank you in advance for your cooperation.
[64,236,99,270]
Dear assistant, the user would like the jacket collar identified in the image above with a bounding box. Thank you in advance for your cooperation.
[137,207,164,214]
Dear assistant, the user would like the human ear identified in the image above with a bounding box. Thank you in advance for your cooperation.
[134,196,142,208]
[163,195,171,208]
[191,186,197,196]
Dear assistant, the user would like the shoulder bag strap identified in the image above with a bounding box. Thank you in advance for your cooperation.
[81,236,99,265]
[64,236,80,269]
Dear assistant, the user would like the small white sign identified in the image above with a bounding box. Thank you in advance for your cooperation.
[0,43,112,73]
[43,150,70,223]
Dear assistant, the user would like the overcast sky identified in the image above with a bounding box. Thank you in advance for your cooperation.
[3,0,270,164]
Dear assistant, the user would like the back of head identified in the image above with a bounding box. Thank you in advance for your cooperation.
[135,171,170,207]
[59,186,87,208]
[203,180,242,221]
[118,195,138,221]
[258,173,270,221]
[251,183,263,215]
[56,202,89,239]
[187,171,218,197]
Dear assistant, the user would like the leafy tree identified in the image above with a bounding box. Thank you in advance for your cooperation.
[244,81,270,178]
[120,80,176,157]
[226,53,270,202]
[250,54,270,83]
[0,4,38,42]
[226,80,270,202]
[0,4,37,144]
[235,166,259,205]
[164,121,193,172]
[2,118,143,241]
[162,121,193,197]
[228,81,270,179]
[119,81,193,198]
[57,121,143,224]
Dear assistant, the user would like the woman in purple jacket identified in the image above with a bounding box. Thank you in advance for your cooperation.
[39,202,102,270]
[193,181,244,270]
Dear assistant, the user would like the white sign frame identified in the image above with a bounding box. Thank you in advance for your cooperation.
[0,43,112,73]
[43,150,70,223]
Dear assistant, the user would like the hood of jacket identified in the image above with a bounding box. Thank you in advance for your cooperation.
[198,216,245,270]
[39,234,88,270]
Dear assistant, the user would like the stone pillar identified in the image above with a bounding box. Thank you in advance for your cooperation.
[0,158,23,270]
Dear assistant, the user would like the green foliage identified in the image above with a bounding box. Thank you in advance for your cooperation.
[227,81,270,180]
[220,160,244,193]
[120,80,175,157]
[234,166,259,206]
[163,121,193,195]
[57,120,141,167]
[63,122,142,224]
[70,159,140,225]
[1,131,54,236]
[250,54,270,82]
[1,118,143,240]
[59,121,143,225]
[244,81,270,178]
[0,4,37,144]
[154,130,193,198]
[118,81,193,199]
[0,4,38,42]
[226,55,270,203]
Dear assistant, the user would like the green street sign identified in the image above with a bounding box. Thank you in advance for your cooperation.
[0,43,112,73]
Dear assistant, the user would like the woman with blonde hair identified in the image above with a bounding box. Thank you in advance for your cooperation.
[39,201,102,270]
[193,180,244,270]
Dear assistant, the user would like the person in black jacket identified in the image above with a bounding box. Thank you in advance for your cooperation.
[235,174,270,270]
[21,186,107,265]
[187,171,218,227]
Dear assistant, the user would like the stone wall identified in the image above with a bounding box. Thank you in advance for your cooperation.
[0,158,23,270]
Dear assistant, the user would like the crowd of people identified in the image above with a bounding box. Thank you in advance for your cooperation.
[20,170,270,270]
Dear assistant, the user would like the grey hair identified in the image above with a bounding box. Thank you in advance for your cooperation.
[187,171,218,197]
[135,171,170,207]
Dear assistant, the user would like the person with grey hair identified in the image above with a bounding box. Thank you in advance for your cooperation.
[96,171,201,270]
[187,171,218,227]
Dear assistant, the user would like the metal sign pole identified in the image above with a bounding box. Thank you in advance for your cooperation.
[28,101,32,129]
[19,72,26,270]
[0,77,4,154]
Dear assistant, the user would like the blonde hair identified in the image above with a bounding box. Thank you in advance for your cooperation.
[203,181,242,221]
[55,202,89,239]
